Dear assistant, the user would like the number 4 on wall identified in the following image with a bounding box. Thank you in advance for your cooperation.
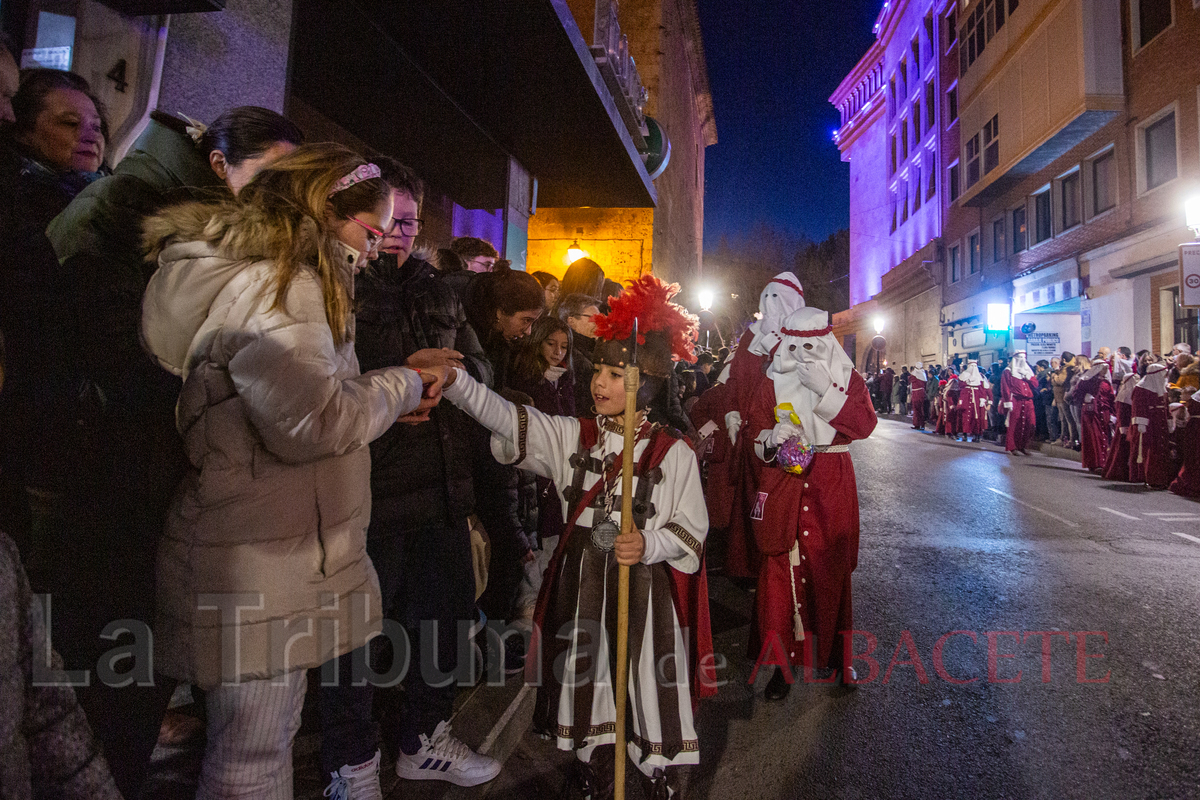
[106,59,128,93]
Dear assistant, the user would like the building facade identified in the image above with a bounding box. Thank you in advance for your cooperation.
[835,0,1200,369]
[527,0,717,286]
[3,0,713,278]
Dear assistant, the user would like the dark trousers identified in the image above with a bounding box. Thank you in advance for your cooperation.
[371,514,475,751]
[316,647,377,774]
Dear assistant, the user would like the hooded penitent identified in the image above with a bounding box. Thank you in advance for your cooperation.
[910,363,928,382]
[747,273,805,357]
[766,306,857,446]
[1137,362,1170,396]
[960,360,986,387]
[592,275,699,410]
[1008,350,1035,380]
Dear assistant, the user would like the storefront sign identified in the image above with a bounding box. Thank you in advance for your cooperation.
[1181,243,1200,308]
[1026,332,1061,359]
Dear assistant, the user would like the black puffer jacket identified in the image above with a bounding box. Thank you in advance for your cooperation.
[355,255,488,526]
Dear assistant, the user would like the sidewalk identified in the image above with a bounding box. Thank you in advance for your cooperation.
[876,412,1083,462]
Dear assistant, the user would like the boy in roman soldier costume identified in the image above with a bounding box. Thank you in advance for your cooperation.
[744,306,877,700]
[440,276,713,799]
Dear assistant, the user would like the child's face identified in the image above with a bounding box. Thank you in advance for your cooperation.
[591,364,627,416]
[542,331,569,368]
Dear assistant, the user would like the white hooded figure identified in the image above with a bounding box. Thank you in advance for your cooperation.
[756,306,858,452]
[910,363,928,383]
[1007,350,1035,382]
[960,360,989,389]
[723,272,806,440]
[746,273,806,357]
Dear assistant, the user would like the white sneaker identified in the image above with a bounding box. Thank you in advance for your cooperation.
[394,720,501,786]
[324,749,383,800]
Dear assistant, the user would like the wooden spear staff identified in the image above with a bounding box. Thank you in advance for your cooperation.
[614,319,639,800]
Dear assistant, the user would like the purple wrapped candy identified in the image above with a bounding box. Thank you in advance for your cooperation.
[776,435,814,476]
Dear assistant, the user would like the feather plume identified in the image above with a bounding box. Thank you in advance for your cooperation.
[593,275,699,364]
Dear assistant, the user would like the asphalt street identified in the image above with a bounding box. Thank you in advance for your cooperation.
[491,419,1200,799]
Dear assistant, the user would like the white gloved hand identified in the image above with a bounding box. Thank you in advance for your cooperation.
[793,361,833,395]
[725,410,743,445]
[770,421,803,447]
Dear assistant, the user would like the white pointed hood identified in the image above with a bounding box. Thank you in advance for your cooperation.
[747,272,805,357]
[960,361,987,387]
[1136,363,1170,396]
[767,306,855,446]
[1007,351,1035,380]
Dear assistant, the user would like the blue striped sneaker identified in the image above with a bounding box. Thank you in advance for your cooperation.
[394,720,501,787]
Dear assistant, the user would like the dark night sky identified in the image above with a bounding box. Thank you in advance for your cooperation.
[697,0,882,250]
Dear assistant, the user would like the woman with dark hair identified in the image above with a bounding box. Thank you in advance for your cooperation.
[34,105,303,798]
[600,277,624,312]
[511,315,576,417]
[531,269,561,308]
[557,256,605,306]
[463,264,546,642]
[142,143,444,798]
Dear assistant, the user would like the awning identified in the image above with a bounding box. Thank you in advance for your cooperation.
[1018,297,1081,314]
[288,0,656,210]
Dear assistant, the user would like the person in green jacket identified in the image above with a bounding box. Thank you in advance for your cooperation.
[40,105,302,799]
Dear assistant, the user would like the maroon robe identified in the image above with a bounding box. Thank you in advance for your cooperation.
[708,330,772,578]
[1103,401,1133,481]
[958,384,990,436]
[1077,373,1115,472]
[1170,398,1200,497]
[1001,370,1038,452]
[746,371,877,670]
[910,375,927,428]
[944,380,962,436]
[1130,386,1172,488]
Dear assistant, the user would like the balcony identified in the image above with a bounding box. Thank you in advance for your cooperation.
[956,0,1122,207]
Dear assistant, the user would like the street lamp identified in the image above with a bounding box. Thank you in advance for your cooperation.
[872,316,885,335]
[565,227,588,265]
[1186,195,1200,239]
[699,289,715,312]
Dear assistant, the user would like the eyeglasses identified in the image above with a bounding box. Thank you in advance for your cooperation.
[387,217,424,237]
[348,216,386,248]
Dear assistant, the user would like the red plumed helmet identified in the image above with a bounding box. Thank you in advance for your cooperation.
[592,275,699,376]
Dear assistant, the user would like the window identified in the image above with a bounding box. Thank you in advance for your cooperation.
[959,0,1011,76]
[1060,170,1081,230]
[945,7,958,53]
[926,150,936,200]
[1134,0,1172,51]
[899,59,907,100]
[968,232,980,274]
[1033,188,1051,244]
[901,180,909,223]
[947,86,958,123]
[925,13,935,60]
[1092,150,1116,214]
[949,161,961,202]
[1143,111,1177,191]
[888,77,896,119]
[901,120,909,160]
[949,244,961,282]
[890,190,898,232]
[912,100,921,144]
[992,218,1005,262]
[912,37,921,76]
[890,134,897,175]
[983,115,999,174]
[925,82,936,131]
[1012,206,1027,253]
[913,165,922,212]
[965,132,981,188]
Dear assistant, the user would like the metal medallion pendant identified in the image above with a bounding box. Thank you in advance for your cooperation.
[591,517,620,552]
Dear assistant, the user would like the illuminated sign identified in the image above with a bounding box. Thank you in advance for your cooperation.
[985,303,1011,332]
